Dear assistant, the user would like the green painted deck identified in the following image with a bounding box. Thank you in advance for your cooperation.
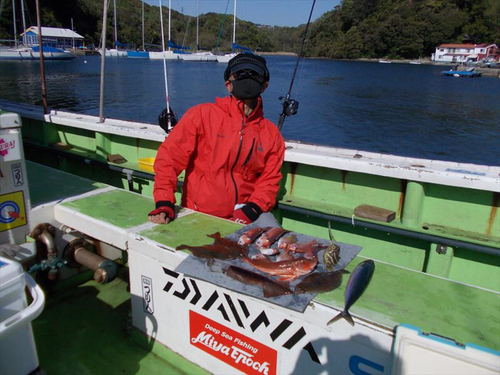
[315,257,500,352]
[60,189,154,229]
[25,161,500,365]
[32,270,208,375]
[138,212,242,248]
[26,161,107,206]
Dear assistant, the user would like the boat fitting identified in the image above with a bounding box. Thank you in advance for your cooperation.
[63,239,118,284]
[31,223,63,280]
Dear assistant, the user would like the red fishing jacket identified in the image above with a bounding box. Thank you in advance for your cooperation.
[153,95,285,219]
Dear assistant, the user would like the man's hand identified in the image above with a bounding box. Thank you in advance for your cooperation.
[148,212,171,224]
[232,208,252,225]
[148,205,175,224]
[231,202,262,225]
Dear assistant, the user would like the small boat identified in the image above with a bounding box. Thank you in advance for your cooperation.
[441,70,481,78]
[0,45,75,60]
[127,50,149,58]
[181,52,217,62]
[379,60,391,63]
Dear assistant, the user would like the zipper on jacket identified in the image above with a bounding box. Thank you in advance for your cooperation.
[242,138,256,168]
[230,114,246,207]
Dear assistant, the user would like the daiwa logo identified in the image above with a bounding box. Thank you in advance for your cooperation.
[190,311,277,375]
[141,276,154,314]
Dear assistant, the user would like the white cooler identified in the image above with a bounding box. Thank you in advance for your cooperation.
[0,256,45,375]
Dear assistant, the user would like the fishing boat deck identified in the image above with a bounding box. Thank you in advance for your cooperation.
[26,161,500,358]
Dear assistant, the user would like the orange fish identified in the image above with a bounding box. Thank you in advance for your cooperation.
[237,227,270,246]
[244,245,319,282]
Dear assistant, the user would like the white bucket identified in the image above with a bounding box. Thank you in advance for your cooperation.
[0,257,45,375]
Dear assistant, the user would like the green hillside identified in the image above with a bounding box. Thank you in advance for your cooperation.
[1,0,498,59]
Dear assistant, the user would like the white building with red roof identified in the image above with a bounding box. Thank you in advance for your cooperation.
[433,43,499,63]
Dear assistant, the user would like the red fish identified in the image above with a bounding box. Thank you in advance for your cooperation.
[278,234,298,250]
[256,227,289,255]
[244,247,319,282]
[288,240,326,258]
[237,227,270,246]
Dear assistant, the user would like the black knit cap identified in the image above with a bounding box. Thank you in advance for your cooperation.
[224,53,270,82]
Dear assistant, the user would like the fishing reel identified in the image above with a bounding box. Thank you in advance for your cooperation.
[158,107,178,134]
[278,96,300,130]
[279,96,300,117]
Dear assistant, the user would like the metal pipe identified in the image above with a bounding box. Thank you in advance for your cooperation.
[35,0,48,114]
[73,246,118,284]
[39,230,57,258]
[39,229,58,280]
[279,204,500,257]
[99,0,108,123]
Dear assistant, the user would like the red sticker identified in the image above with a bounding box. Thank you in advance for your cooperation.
[190,310,277,375]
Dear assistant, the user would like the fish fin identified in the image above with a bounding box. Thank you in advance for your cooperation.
[327,310,355,326]
[207,232,221,240]
[341,269,351,274]
[176,244,189,251]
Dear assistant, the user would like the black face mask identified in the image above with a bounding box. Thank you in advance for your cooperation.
[231,78,263,100]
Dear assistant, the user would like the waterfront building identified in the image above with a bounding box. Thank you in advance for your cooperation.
[20,26,85,49]
[432,43,499,63]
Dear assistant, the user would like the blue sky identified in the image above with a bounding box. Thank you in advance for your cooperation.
[144,1,341,27]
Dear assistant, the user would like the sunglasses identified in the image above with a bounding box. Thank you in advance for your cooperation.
[231,69,265,83]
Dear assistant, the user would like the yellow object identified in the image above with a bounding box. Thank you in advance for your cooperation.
[0,191,28,232]
[138,157,155,173]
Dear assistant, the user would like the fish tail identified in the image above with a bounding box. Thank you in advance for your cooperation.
[327,310,355,327]
[176,244,189,250]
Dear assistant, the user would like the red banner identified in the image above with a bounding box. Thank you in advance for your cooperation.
[190,310,277,375]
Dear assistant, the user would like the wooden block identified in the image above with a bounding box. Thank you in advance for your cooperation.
[107,154,127,164]
[49,142,72,151]
[354,204,396,223]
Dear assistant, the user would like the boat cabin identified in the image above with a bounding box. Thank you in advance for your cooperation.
[20,26,85,50]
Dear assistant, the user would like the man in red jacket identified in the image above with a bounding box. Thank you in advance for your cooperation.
[148,54,285,225]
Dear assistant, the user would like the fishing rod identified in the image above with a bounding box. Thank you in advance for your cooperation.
[158,0,177,133]
[278,0,317,131]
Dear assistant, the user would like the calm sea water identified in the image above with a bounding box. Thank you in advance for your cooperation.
[1,55,499,166]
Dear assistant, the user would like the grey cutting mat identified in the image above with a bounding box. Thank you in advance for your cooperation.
[175,219,362,312]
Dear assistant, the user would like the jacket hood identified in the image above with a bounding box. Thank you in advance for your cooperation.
[215,95,264,124]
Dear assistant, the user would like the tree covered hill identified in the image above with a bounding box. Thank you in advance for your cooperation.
[305,0,500,59]
[0,0,305,53]
[1,0,498,59]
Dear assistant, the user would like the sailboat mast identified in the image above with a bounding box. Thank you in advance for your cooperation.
[196,0,199,51]
[113,0,117,48]
[35,0,48,114]
[20,0,27,45]
[142,0,145,50]
[232,0,236,46]
[99,0,108,123]
[168,0,171,51]
[12,0,17,47]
